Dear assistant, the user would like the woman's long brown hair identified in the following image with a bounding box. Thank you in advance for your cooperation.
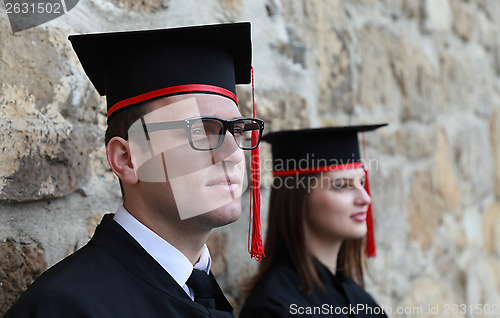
[244,174,366,295]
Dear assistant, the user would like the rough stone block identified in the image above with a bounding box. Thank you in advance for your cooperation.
[0,24,104,201]
[108,0,169,12]
[0,239,47,317]
[421,0,453,33]
[0,85,102,201]
[491,109,500,197]
[465,258,500,312]
[434,128,461,212]
[439,50,495,119]
[477,0,500,21]
[407,169,441,250]
[394,122,438,160]
[482,203,500,256]
[393,38,440,123]
[400,277,462,317]
[452,119,494,204]
[357,26,402,121]
[316,29,353,117]
[265,0,283,17]
[275,25,306,68]
[402,0,420,18]
[286,0,350,118]
[451,1,475,41]
[369,163,406,248]
[476,9,498,51]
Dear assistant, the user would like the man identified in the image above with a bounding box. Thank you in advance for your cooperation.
[5,22,264,317]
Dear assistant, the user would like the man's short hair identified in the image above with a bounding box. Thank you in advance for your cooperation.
[104,100,153,200]
[105,101,152,146]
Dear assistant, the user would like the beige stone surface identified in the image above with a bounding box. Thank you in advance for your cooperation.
[407,169,441,250]
[305,2,353,117]
[394,122,438,160]
[452,119,495,204]
[402,0,420,18]
[357,26,402,122]
[421,0,453,33]
[451,1,476,41]
[401,277,464,318]
[0,23,103,201]
[434,128,461,212]
[392,37,440,123]
[483,203,500,256]
[491,108,500,197]
[466,257,500,317]
[108,0,169,13]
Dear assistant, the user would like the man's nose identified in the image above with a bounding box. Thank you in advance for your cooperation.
[210,130,245,165]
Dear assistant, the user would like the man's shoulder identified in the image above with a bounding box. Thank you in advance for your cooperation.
[5,283,97,317]
[16,242,119,296]
[4,242,221,318]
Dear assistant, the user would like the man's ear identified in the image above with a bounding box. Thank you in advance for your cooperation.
[106,137,139,185]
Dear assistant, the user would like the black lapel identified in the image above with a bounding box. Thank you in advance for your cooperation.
[89,214,194,305]
[209,271,233,311]
[90,214,235,316]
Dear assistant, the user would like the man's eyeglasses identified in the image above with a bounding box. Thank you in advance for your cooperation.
[139,116,264,151]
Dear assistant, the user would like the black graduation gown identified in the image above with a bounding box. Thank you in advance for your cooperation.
[239,256,388,318]
[4,214,234,318]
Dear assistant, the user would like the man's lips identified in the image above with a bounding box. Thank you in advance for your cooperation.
[206,175,242,187]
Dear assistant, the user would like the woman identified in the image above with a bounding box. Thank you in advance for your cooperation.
[240,125,388,318]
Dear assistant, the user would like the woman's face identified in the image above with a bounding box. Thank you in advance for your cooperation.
[306,168,372,242]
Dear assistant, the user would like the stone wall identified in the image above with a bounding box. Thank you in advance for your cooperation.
[1,0,500,316]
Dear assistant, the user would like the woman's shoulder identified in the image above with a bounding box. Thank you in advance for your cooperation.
[248,261,303,299]
[239,262,305,318]
[338,274,379,304]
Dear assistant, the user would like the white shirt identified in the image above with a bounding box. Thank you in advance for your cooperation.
[113,206,211,300]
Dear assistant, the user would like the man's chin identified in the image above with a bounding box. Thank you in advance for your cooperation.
[200,200,242,228]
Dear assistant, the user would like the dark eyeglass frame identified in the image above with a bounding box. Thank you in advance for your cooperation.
[140,116,265,151]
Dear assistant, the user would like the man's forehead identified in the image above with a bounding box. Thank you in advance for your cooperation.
[144,94,240,122]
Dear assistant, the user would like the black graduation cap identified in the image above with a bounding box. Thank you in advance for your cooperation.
[68,22,252,119]
[262,123,388,257]
[262,124,387,175]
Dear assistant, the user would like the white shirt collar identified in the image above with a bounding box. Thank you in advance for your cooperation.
[113,206,211,296]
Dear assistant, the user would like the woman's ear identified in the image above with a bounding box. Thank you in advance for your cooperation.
[106,137,139,185]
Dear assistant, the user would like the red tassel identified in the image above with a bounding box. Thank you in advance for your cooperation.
[362,134,376,258]
[364,168,376,257]
[248,66,265,261]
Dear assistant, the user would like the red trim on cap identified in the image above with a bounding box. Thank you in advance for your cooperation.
[273,162,364,177]
[107,84,238,118]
